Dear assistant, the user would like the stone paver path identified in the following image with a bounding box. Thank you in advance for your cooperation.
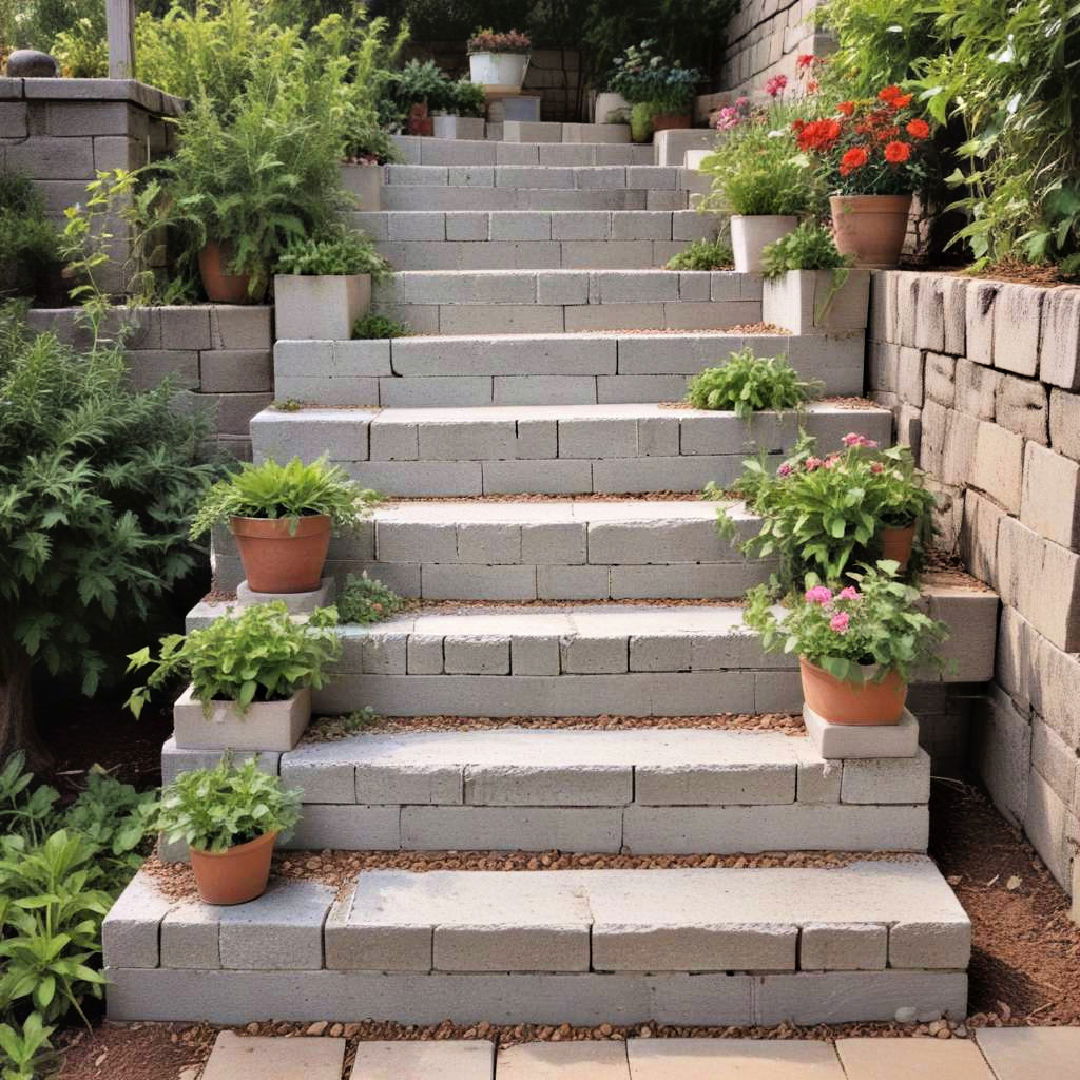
[195,1028,1080,1079]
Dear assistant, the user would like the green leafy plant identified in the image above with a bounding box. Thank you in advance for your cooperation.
[467,27,531,54]
[743,561,949,683]
[51,15,108,76]
[762,222,850,276]
[666,236,734,270]
[686,349,819,418]
[190,457,380,540]
[0,1013,55,1080]
[392,58,452,109]
[607,40,701,110]
[337,572,406,624]
[274,228,389,278]
[0,172,60,305]
[447,77,488,118]
[352,312,411,339]
[153,758,301,854]
[125,602,342,716]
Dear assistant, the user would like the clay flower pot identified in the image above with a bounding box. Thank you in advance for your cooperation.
[881,523,916,570]
[829,194,912,268]
[190,831,276,905]
[650,111,691,133]
[406,101,433,136]
[230,515,332,594]
[198,242,254,304]
[799,657,907,726]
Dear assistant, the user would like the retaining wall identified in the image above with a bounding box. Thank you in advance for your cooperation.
[719,0,832,92]
[868,270,1080,893]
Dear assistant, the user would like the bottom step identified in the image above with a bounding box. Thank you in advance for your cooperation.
[105,860,968,1025]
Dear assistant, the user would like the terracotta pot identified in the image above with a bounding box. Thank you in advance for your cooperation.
[407,101,432,136]
[190,831,276,905]
[800,657,907,726]
[881,522,916,570]
[197,242,254,304]
[230,514,332,593]
[829,194,912,268]
[650,111,692,133]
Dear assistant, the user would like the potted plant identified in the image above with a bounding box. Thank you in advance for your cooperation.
[154,759,302,905]
[699,103,814,271]
[126,602,342,752]
[273,226,390,340]
[190,456,380,594]
[743,563,949,725]
[791,87,932,267]
[392,59,450,136]
[433,78,488,140]
[341,125,399,211]
[607,41,701,142]
[467,28,531,96]
[865,444,938,569]
[761,222,866,333]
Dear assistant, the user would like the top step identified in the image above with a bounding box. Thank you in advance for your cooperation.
[393,134,656,167]
[385,164,698,192]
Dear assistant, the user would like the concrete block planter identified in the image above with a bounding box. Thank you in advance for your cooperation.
[339,163,381,211]
[173,685,311,752]
[730,215,798,273]
[432,115,485,140]
[273,274,371,341]
[763,269,871,334]
[593,92,630,124]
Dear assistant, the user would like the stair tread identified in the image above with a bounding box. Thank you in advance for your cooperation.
[370,498,739,524]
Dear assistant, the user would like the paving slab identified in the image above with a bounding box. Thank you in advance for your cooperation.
[351,1039,495,1079]
[836,1038,994,1078]
[627,1038,843,1079]
[498,1041,630,1078]
[201,1032,345,1080]
[975,1027,1080,1080]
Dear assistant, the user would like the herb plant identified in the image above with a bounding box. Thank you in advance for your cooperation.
[353,312,411,339]
[448,77,488,118]
[666,236,734,270]
[686,350,819,418]
[190,457,380,539]
[125,602,342,716]
[337,572,407,624]
[274,228,389,278]
[153,759,301,854]
[743,562,948,683]
[762,222,850,276]
[467,28,532,54]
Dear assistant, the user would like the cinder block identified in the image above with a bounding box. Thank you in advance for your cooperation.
[800,923,887,970]
[994,284,1042,376]
[1021,441,1080,550]
[512,635,561,674]
[355,764,462,806]
[551,211,611,240]
[102,873,172,968]
[1040,286,1080,390]
[6,135,95,178]
[889,921,971,970]
[400,806,623,852]
[443,635,510,675]
[966,281,999,366]
[560,635,628,673]
[996,374,1048,443]
[974,686,1031,826]
[971,419,1024,512]
[282,804,402,850]
[160,901,220,969]
[464,764,632,806]
[211,306,272,349]
[199,350,272,393]
[841,751,931,804]
[635,764,795,806]
[629,634,692,672]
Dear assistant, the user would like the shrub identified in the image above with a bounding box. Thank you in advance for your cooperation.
[352,312,411,339]
[0,172,60,304]
[392,58,452,109]
[126,601,342,716]
[190,456,380,540]
[337,572,406,624]
[50,15,108,76]
[467,28,531,54]
[274,228,390,278]
[665,236,734,271]
[686,350,818,418]
[762,222,849,277]
[154,758,301,853]
[448,77,488,118]
[607,40,700,110]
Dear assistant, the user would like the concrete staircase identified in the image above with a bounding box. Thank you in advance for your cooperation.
[103,130,991,1029]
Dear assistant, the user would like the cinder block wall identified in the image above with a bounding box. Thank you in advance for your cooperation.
[719,0,832,92]
[869,270,1080,893]
[25,306,273,458]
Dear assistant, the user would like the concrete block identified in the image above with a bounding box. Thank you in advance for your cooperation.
[594,924,796,973]
[443,635,510,675]
[1021,441,1080,550]
[445,211,489,240]
[512,634,562,675]
[560,635,627,673]
[102,873,172,968]
[211,306,272,349]
[217,880,334,969]
[1031,716,1078,807]
[199,350,272,393]
[800,923,887,970]
[1040,286,1080,389]
[465,764,632,807]
[282,804,401,850]
[803,706,921,760]
[841,751,931,804]
[996,374,1048,443]
[966,281,999,366]
[971,419,1024,512]
[160,901,220,969]
[994,283,1042,376]
[889,921,971,970]
[923,351,956,407]
[636,763,795,806]
[975,686,1031,826]
[6,135,95,178]
[401,806,623,852]
[551,211,612,240]
[1050,388,1080,462]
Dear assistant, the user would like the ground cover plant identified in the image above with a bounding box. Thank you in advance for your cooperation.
[275,228,390,278]
[665,237,734,270]
[337,572,407,624]
[352,312,411,339]
[685,349,818,417]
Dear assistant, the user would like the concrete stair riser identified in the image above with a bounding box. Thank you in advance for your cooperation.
[391,135,656,166]
[383,165,696,192]
[381,188,689,211]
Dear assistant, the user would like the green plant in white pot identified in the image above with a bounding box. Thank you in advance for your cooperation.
[467,28,531,96]
[433,78,487,140]
[274,227,390,341]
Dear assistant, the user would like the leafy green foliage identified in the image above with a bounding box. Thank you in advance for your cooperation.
[274,228,390,278]
[0,172,60,305]
[607,40,701,109]
[447,77,488,118]
[154,758,301,853]
[0,1013,54,1080]
[686,350,819,418]
[126,602,343,716]
[391,58,452,109]
[352,312,412,339]
[190,456,380,539]
[742,562,949,683]
[762,222,849,276]
[50,15,108,75]
[666,236,734,271]
[337,572,407,624]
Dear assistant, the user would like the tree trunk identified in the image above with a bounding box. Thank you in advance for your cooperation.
[0,631,47,769]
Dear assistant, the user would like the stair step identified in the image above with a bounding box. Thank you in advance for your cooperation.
[162,726,931,854]
[273,332,866,408]
[392,135,656,166]
[251,402,892,496]
[382,187,688,211]
[385,164,698,192]
[104,860,969,1024]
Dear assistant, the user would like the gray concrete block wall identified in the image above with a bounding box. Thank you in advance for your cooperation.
[869,269,1080,894]
[718,0,831,95]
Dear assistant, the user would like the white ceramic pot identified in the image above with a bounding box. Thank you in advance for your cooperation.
[594,91,630,124]
[469,51,529,96]
[730,214,799,273]
[173,685,311,752]
[273,274,371,341]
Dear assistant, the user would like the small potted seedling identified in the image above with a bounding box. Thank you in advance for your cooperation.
[126,602,342,751]
[191,457,380,595]
[154,759,302,905]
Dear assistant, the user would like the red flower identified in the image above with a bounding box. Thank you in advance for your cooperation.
[765,74,788,97]
[796,54,816,70]
[791,118,807,134]
[839,146,869,175]
[906,118,930,139]
[879,84,903,103]
[807,79,819,93]
[889,93,912,109]
[884,139,911,163]
[795,118,842,152]
[837,100,855,116]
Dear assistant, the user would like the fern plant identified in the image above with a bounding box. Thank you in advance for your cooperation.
[275,228,389,278]
[686,349,819,418]
[337,572,406,624]
[666,236,734,270]
[352,312,411,339]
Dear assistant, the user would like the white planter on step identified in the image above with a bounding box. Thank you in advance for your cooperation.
[594,91,630,124]
[339,162,382,211]
[432,114,486,140]
[173,685,311,751]
[469,51,529,96]
[762,269,871,333]
[730,214,798,273]
[274,274,371,341]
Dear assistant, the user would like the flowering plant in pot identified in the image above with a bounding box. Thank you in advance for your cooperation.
[790,86,933,267]
[190,457,381,595]
[467,28,532,96]
[126,602,342,751]
[607,41,701,142]
[154,759,302,905]
[743,562,949,725]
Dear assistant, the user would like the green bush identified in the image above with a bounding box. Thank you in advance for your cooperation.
[352,312,411,339]
[275,228,389,278]
[337,572,406,624]
[607,40,701,110]
[762,222,849,277]
[665,236,734,271]
[686,350,818,418]
[447,77,488,118]
[126,602,342,716]
[392,58,452,109]
[154,758,301,853]
[0,172,60,304]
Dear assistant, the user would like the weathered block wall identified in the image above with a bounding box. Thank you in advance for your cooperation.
[25,306,273,458]
[719,0,832,92]
[869,270,1080,893]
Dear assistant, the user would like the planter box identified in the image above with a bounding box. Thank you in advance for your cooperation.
[469,52,530,96]
[432,115,486,140]
[273,274,371,341]
[339,163,382,211]
[762,269,871,334]
[173,685,311,752]
[594,91,630,124]
[730,214,798,274]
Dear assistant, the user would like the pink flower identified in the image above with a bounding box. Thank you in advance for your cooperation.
[765,74,788,98]
[714,106,742,132]
[824,454,841,468]
[804,456,824,471]
[842,432,879,449]
[870,461,885,474]
[805,585,833,604]
[830,611,851,633]
[838,586,860,599]
[777,462,793,477]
